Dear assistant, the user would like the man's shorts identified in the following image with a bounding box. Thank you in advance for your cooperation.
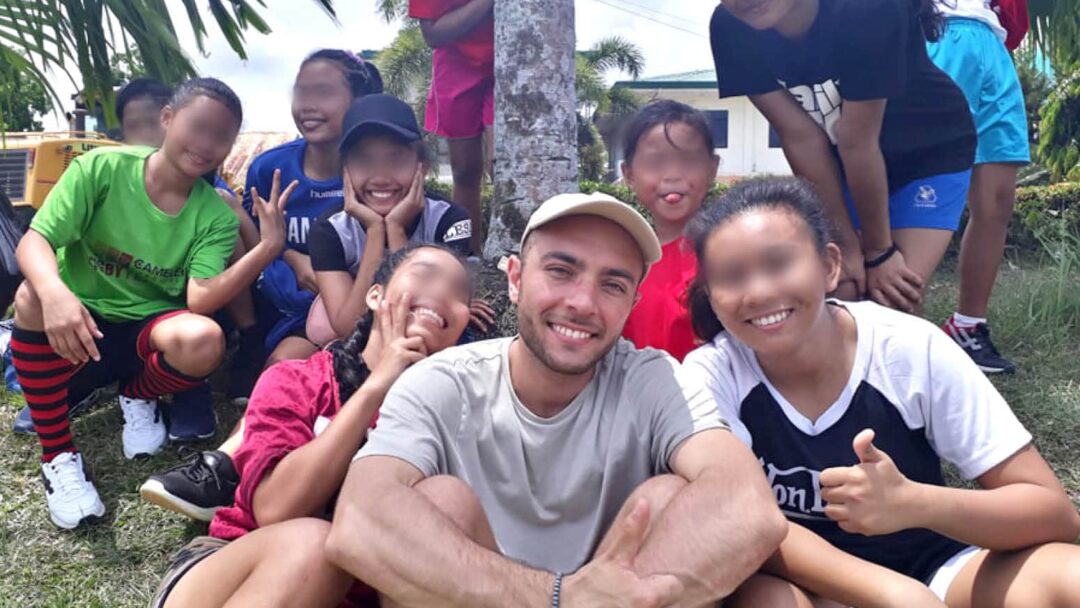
[68,309,189,397]
[927,18,1030,165]
[843,169,973,232]
[425,48,494,139]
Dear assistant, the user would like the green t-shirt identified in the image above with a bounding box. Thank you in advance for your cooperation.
[30,146,240,322]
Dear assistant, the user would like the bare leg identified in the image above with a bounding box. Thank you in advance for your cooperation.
[956,163,1019,319]
[727,573,845,608]
[264,336,317,369]
[448,135,485,255]
[892,227,954,315]
[217,419,245,455]
[148,313,226,378]
[163,518,353,608]
[945,543,1080,608]
[378,475,499,608]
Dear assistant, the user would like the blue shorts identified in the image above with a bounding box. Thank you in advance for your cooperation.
[927,18,1030,165]
[843,169,972,232]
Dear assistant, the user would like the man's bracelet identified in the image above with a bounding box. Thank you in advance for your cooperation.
[864,243,900,269]
[551,572,564,607]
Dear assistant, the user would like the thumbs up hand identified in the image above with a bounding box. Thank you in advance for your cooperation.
[819,429,922,536]
[562,499,685,608]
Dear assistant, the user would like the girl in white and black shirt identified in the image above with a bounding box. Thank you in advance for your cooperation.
[683,177,1079,607]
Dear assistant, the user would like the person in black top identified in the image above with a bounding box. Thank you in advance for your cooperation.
[710,0,975,313]
[307,94,493,348]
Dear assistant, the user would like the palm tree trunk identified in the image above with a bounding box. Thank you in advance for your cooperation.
[483,0,579,258]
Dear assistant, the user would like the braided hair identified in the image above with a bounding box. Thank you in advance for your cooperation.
[328,243,468,404]
[300,49,384,99]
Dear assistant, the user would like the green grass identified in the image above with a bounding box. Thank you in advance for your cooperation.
[0,260,1078,607]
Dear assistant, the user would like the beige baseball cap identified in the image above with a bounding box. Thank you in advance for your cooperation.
[520,192,662,267]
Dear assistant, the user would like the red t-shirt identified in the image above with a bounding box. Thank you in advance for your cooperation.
[409,0,494,68]
[622,237,699,361]
[991,0,1029,51]
[210,351,346,540]
[209,351,377,606]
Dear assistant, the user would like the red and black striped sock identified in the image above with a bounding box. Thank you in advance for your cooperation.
[122,352,205,399]
[11,328,77,462]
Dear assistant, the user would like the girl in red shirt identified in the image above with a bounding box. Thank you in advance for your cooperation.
[150,243,473,608]
[620,100,719,361]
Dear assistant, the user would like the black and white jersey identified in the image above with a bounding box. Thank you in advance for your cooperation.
[685,301,1031,582]
[309,195,473,276]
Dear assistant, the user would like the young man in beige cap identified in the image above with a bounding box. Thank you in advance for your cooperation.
[326,192,786,607]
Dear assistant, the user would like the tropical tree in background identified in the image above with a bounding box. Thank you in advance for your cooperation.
[0,0,336,125]
[373,0,643,182]
[1025,0,1080,181]
[0,53,49,132]
[575,36,643,180]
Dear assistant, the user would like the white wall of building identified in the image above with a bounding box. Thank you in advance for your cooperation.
[611,88,792,180]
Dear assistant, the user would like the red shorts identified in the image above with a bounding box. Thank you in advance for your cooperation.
[425,48,494,139]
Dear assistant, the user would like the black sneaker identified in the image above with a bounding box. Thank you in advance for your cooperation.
[139,449,239,521]
[942,320,1017,374]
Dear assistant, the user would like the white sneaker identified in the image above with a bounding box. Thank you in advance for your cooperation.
[42,452,106,529]
[120,396,166,460]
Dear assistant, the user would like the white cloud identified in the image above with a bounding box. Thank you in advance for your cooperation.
[42,0,718,131]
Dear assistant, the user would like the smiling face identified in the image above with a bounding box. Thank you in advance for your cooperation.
[700,207,841,357]
[623,121,718,234]
[344,133,424,216]
[508,215,644,376]
[367,247,472,354]
[160,96,239,179]
[292,59,353,146]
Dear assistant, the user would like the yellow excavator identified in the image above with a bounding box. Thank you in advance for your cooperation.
[0,131,119,225]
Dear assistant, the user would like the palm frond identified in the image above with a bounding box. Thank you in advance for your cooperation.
[374,24,431,101]
[581,35,644,80]
[375,0,408,23]
[0,0,339,127]
[1028,0,1080,70]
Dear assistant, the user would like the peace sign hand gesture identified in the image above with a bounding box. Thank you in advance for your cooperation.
[249,169,298,253]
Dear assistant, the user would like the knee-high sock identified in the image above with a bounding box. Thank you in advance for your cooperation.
[11,328,77,462]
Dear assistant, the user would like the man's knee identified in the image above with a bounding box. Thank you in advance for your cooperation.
[13,281,43,327]
[414,475,493,546]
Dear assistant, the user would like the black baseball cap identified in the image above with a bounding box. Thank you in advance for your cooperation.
[338,94,421,154]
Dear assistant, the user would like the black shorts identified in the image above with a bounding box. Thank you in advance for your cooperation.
[150,536,229,608]
[68,309,188,399]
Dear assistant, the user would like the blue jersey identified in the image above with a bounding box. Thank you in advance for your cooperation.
[685,301,1031,584]
[242,139,343,255]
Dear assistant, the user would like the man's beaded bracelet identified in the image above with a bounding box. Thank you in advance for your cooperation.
[551,572,564,607]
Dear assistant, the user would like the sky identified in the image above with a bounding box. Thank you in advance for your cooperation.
[43,0,718,131]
